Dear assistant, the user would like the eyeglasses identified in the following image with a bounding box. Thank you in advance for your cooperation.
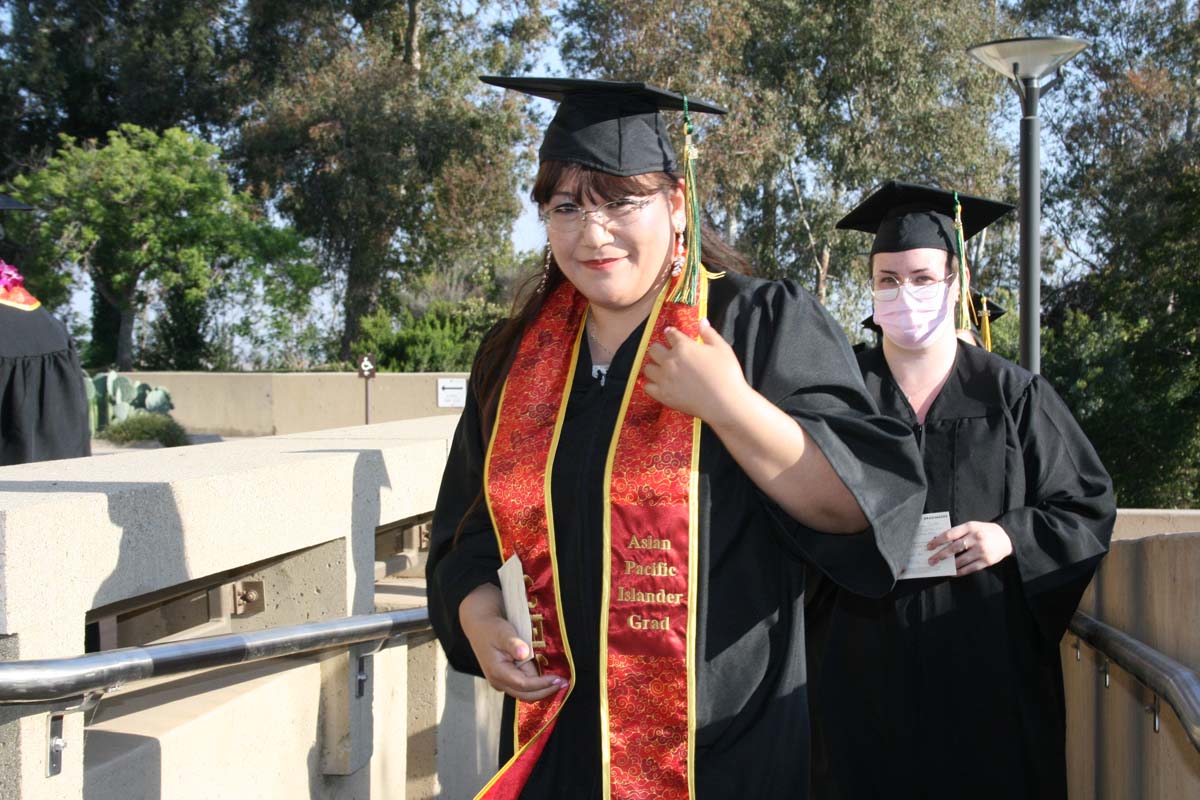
[540,196,657,234]
[871,274,956,302]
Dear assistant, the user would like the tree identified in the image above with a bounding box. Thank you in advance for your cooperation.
[8,124,310,370]
[1029,0,1200,506]
[0,0,245,360]
[239,0,552,360]
[559,0,1016,335]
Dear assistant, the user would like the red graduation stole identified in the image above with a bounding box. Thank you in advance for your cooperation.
[0,261,40,311]
[0,285,41,311]
[480,270,707,800]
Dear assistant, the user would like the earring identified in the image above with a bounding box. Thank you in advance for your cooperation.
[670,229,686,277]
[538,244,552,293]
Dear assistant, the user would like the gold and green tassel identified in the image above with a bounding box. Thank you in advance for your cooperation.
[979,295,993,352]
[952,191,975,332]
[670,95,723,305]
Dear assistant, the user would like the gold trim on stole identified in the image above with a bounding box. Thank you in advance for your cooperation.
[599,272,706,800]
[475,319,585,798]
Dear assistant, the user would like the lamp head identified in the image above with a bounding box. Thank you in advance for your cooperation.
[967,36,1089,83]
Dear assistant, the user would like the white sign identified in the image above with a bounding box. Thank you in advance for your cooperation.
[437,377,467,408]
[357,353,377,379]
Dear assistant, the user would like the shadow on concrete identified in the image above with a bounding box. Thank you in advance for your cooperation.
[305,447,394,798]
[3,441,401,797]
[0,477,187,797]
[82,731,162,800]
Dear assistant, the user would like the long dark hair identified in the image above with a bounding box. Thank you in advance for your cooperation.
[472,160,748,439]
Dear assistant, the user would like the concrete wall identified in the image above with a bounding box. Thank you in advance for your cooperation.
[1112,508,1200,541]
[124,372,469,436]
[0,417,458,800]
[1063,530,1200,799]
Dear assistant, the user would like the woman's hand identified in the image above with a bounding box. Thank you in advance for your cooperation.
[458,584,565,701]
[927,521,1014,576]
[643,320,749,425]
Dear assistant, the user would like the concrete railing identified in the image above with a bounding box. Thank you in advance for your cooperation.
[0,416,505,800]
[120,372,470,436]
[1063,528,1200,798]
[3,418,1195,799]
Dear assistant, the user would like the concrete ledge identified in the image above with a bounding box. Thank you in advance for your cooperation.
[1114,508,1200,540]
[122,372,468,436]
[0,416,458,800]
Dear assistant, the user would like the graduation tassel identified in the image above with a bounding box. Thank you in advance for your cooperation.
[952,192,974,333]
[980,295,993,352]
[670,95,722,305]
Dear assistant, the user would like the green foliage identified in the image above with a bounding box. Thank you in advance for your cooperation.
[100,413,190,448]
[1043,159,1200,508]
[239,1,551,360]
[85,369,175,434]
[0,1,246,352]
[0,0,238,182]
[1029,0,1200,507]
[354,298,507,373]
[7,124,311,369]
[560,0,1016,331]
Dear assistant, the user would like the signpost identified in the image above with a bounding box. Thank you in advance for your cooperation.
[358,354,377,424]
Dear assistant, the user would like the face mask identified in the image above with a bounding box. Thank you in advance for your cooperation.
[873,283,955,351]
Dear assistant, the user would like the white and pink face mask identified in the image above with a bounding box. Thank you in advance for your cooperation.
[873,282,956,351]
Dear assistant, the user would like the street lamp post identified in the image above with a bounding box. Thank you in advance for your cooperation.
[966,36,1089,374]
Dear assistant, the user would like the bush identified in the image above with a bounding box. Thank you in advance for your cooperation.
[353,298,508,372]
[99,413,190,448]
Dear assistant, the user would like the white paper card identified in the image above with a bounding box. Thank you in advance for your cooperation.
[437,377,467,408]
[898,511,957,580]
[497,554,534,664]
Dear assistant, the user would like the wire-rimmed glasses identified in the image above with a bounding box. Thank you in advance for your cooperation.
[540,196,657,234]
[871,274,956,302]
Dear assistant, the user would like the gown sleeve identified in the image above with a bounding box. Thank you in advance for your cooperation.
[995,376,1115,643]
[727,279,927,598]
[425,344,504,677]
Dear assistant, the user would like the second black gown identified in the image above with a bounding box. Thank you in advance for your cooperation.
[810,342,1115,800]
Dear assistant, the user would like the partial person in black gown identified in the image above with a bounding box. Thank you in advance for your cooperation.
[0,256,91,466]
[427,79,927,799]
[810,181,1115,800]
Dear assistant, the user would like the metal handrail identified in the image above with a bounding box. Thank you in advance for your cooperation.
[1069,610,1200,752]
[0,607,431,704]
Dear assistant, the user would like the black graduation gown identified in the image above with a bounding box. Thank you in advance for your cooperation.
[0,303,91,466]
[812,342,1115,800]
[427,272,927,799]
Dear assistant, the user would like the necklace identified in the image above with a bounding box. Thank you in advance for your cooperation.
[586,317,615,362]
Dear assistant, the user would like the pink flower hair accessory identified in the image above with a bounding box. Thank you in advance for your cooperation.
[0,259,25,292]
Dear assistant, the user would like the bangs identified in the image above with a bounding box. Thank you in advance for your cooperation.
[532,161,676,206]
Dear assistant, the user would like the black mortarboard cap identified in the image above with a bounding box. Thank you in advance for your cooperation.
[837,180,1014,255]
[480,76,727,177]
[0,193,33,211]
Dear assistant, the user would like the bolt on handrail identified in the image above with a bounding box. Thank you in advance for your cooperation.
[0,607,431,704]
[1069,610,1200,752]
